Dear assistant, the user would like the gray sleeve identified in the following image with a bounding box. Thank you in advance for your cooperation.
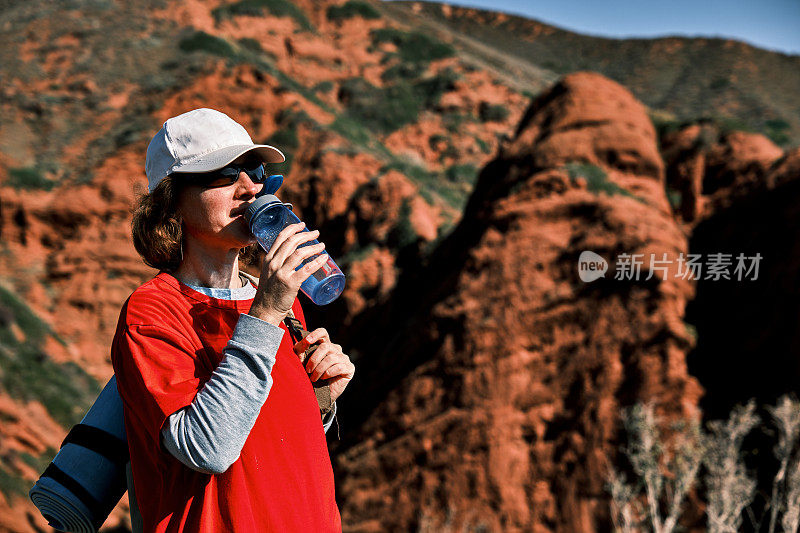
[161,313,282,474]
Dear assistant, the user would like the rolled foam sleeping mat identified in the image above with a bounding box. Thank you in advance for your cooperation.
[29,376,129,532]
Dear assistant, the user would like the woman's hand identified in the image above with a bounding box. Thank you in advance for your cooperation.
[248,222,327,325]
[302,328,355,402]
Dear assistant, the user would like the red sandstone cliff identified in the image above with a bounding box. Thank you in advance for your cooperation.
[333,72,703,532]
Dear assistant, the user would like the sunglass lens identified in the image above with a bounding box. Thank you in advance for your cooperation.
[248,164,266,183]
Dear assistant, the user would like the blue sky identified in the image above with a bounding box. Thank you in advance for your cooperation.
[386,0,800,55]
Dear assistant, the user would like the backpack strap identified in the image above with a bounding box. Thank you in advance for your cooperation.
[283,312,334,415]
[239,271,334,414]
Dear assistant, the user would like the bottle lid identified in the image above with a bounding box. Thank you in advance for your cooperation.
[244,194,292,224]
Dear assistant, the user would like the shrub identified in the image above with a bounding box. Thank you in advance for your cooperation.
[666,188,682,209]
[413,68,459,108]
[428,134,447,150]
[6,167,55,191]
[326,1,380,21]
[650,113,682,140]
[479,103,510,123]
[609,396,800,533]
[381,61,427,83]
[442,111,468,133]
[710,77,730,90]
[370,28,455,63]
[766,118,791,131]
[765,396,800,532]
[387,198,417,249]
[330,114,372,146]
[765,118,791,146]
[475,136,491,154]
[0,285,50,344]
[338,77,423,133]
[0,466,31,499]
[265,127,298,171]
[445,164,477,183]
[565,162,635,198]
[237,37,263,52]
[341,65,458,134]
[179,31,237,58]
[313,80,334,93]
[703,401,759,533]
[716,115,754,135]
[212,0,313,31]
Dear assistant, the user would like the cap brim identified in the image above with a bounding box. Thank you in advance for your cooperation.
[171,144,285,174]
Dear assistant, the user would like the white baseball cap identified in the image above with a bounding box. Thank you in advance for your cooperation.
[145,108,285,192]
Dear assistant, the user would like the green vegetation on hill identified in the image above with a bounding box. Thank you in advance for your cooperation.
[336,29,459,136]
[0,446,58,499]
[211,0,313,31]
[0,284,100,429]
[327,1,381,21]
[564,162,639,200]
[263,108,316,173]
[338,71,457,134]
[179,31,237,58]
[371,27,456,64]
[0,281,100,498]
[478,103,510,123]
[6,167,56,191]
[388,1,800,147]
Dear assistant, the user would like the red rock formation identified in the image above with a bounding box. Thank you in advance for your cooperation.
[767,147,800,189]
[662,123,783,222]
[334,72,702,532]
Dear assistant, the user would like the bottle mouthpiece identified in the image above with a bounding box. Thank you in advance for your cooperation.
[244,195,281,225]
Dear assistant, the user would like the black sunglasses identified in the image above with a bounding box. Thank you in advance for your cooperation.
[180,160,266,189]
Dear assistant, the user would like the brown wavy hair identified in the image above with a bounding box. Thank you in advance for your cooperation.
[131,176,260,272]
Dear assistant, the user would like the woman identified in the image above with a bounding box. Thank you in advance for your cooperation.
[112,108,353,532]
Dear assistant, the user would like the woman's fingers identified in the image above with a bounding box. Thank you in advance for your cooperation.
[305,342,343,381]
[304,328,330,345]
[319,362,352,381]
[270,229,320,269]
[283,241,325,272]
[264,222,305,261]
[302,340,355,401]
[290,253,329,285]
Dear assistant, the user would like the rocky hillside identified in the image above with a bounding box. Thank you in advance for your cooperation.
[0,0,797,531]
[388,1,800,147]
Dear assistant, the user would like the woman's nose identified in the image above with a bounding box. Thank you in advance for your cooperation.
[236,171,263,196]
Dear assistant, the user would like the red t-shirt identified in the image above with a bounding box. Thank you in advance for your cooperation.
[111,272,341,532]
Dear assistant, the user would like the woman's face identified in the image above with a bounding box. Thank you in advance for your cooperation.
[176,155,265,251]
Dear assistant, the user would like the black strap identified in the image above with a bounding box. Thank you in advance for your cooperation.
[41,462,111,529]
[61,424,129,466]
[283,316,306,343]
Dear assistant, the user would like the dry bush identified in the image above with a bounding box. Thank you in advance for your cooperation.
[608,395,800,533]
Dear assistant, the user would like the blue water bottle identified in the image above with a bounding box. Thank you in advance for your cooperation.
[244,194,346,305]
